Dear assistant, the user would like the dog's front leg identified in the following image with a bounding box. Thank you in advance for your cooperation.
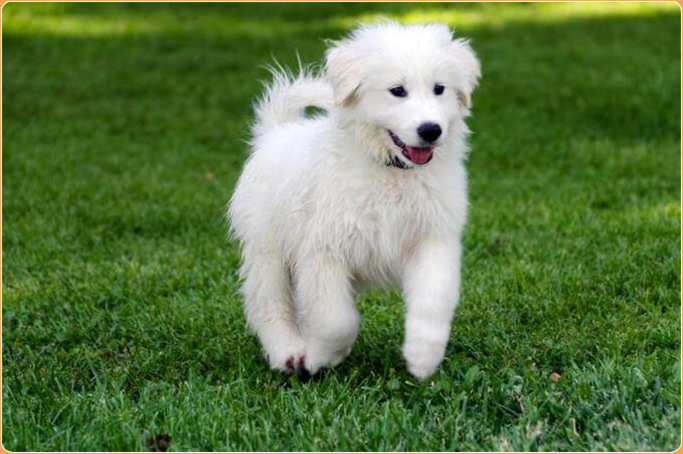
[295,253,360,375]
[402,239,461,380]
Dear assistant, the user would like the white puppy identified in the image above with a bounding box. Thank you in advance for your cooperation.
[228,22,480,380]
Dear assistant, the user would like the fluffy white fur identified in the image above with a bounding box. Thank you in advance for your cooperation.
[228,22,480,380]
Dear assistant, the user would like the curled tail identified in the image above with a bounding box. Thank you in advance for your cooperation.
[252,67,333,137]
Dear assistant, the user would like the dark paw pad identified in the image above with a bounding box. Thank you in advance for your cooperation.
[284,357,295,373]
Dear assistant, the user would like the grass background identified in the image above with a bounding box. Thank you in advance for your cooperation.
[2,2,681,452]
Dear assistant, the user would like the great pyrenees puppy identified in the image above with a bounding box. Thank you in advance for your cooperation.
[228,22,480,380]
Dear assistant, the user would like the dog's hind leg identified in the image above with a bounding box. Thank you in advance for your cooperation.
[241,253,306,373]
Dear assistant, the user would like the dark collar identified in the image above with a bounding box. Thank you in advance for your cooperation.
[386,155,412,170]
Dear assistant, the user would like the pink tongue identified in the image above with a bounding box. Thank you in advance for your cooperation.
[406,147,434,164]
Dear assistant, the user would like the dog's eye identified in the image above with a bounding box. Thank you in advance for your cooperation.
[389,86,407,98]
[434,84,445,96]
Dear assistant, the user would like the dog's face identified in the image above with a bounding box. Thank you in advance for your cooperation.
[326,23,481,166]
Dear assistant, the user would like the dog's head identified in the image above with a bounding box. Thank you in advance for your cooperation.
[325,22,480,167]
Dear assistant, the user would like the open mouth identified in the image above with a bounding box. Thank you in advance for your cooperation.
[388,131,434,165]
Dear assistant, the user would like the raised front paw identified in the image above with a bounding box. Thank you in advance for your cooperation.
[402,337,447,380]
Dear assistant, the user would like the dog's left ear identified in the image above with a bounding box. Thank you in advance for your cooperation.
[325,39,363,106]
[450,38,481,109]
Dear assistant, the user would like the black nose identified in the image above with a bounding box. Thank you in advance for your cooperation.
[417,123,442,143]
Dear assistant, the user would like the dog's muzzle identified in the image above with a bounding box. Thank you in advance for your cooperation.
[388,130,434,167]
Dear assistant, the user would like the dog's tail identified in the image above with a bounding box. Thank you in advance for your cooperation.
[252,65,333,137]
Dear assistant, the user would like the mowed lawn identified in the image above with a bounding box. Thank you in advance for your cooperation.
[2,2,681,452]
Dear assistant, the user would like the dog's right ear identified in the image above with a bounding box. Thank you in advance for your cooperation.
[450,38,481,110]
[325,39,362,106]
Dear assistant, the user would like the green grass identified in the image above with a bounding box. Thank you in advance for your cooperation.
[2,2,681,451]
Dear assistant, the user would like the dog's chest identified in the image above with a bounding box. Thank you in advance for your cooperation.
[348,183,420,239]
[331,176,440,281]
